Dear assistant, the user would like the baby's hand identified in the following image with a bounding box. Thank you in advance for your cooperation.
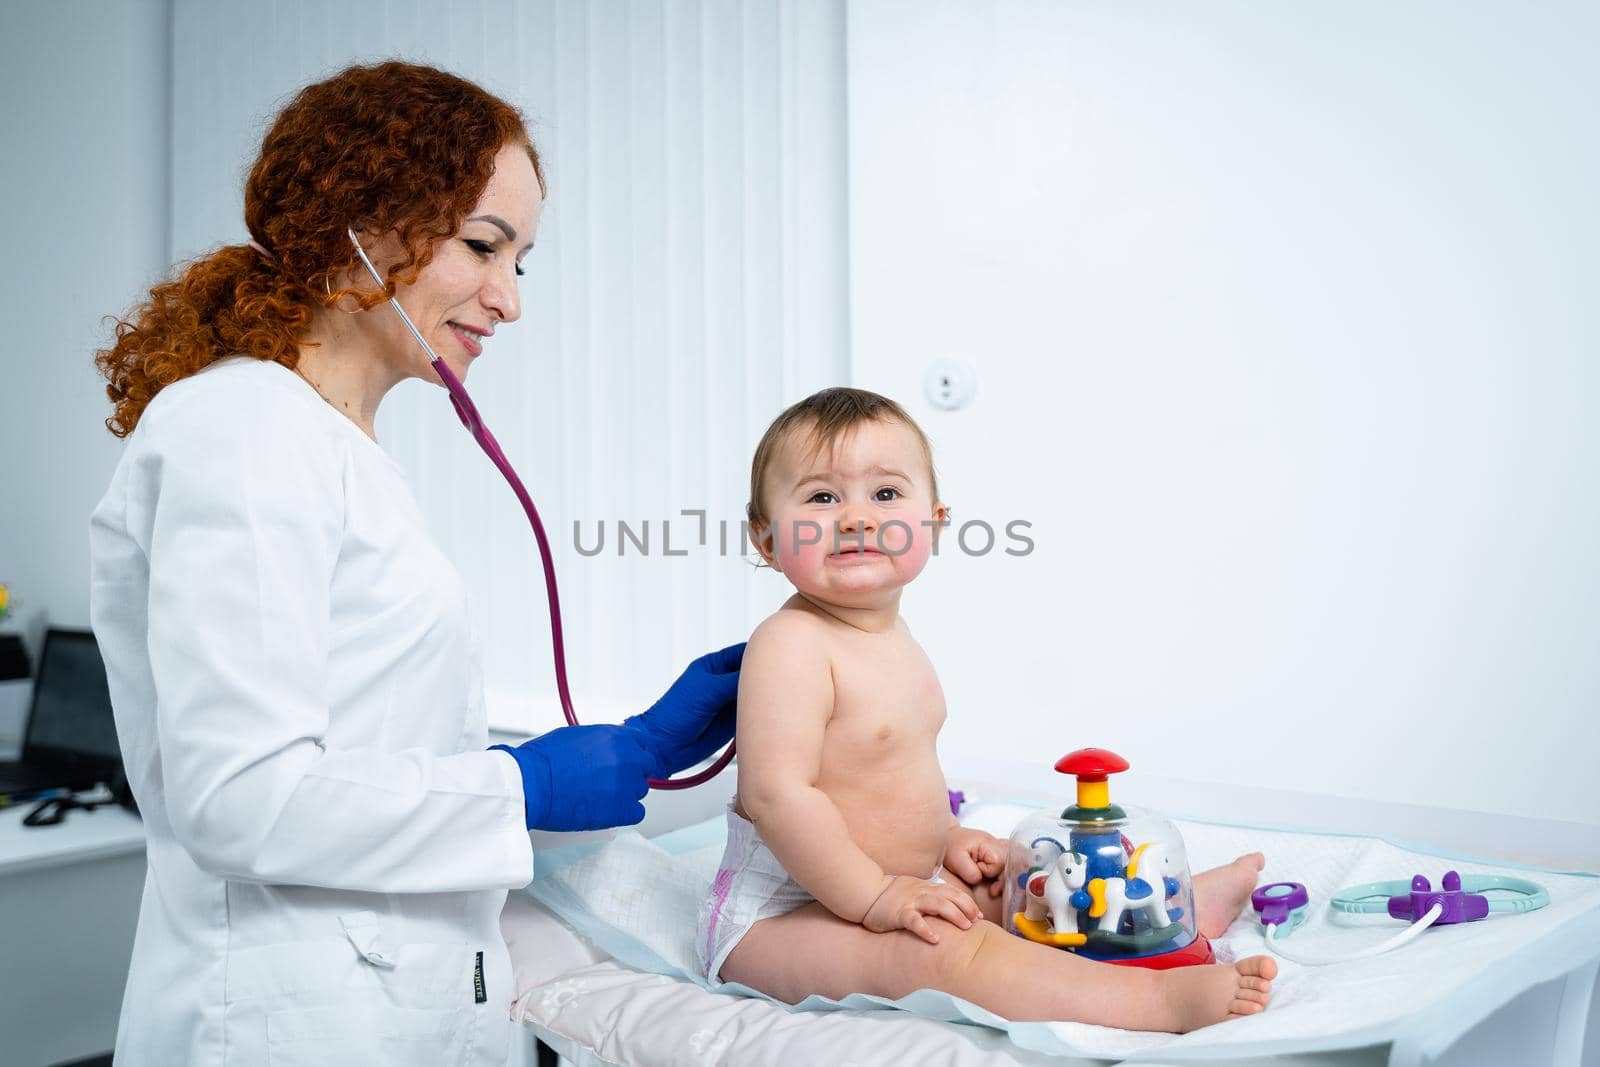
[944,827,1006,896]
[863,875,981,944]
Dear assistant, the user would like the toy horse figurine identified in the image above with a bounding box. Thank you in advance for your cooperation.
[1092,840,1181,933]
[1026,850,1090,933]
[1011,837,1091,946]
[1017,837,1065,923]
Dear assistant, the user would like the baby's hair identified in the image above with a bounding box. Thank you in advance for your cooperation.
[747,387,940,530]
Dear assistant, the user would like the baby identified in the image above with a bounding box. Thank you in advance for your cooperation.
[695,388,1277,1031]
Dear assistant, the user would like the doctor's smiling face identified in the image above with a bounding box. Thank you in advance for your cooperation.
[350,141,543,386]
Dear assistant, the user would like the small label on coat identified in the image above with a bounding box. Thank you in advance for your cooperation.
[473,951,487,1004]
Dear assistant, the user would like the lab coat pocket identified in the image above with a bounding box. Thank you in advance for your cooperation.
[226,927,481,1066]
[266,1004,463,1066]
[223,936,471,1002]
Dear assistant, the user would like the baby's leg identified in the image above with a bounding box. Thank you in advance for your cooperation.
[1193,853,1265,939]
[720,903,1275,1032]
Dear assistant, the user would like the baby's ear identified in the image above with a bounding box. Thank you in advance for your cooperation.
[930,502,951,548]
[747,519,781,571]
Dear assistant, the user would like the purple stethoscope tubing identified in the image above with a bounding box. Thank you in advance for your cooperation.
[345,229,733,790]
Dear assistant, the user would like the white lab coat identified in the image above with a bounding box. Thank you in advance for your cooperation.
[89,357,534,1066]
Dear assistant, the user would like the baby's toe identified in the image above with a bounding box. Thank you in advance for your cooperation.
[1238,954,1278,981]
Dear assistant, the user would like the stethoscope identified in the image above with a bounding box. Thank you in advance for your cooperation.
[346,229,733,790]
[1250,871,1549,966]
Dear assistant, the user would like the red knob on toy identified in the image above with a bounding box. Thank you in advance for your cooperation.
[1055,748,1129,809]
[1055,748,1130,780]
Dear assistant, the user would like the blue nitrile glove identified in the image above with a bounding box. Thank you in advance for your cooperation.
[624,642,745,779]
[490,725,651,831]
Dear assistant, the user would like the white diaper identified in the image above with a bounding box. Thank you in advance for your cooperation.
[695,805,815,983]
[694,805,952,984]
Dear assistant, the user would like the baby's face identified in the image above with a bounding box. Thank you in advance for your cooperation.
[754,418,947,610]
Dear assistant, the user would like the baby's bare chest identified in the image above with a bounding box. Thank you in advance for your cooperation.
[821,637,947,764]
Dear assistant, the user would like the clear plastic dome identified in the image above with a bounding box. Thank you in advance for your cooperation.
[1001,748,1213,967]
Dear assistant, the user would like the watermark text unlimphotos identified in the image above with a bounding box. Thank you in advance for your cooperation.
[572,510,1034,558]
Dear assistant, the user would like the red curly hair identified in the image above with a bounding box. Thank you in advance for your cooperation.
[95,61,543,437]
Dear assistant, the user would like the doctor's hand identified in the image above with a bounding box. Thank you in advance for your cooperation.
[491,725,651,832]
[624,642,745,779]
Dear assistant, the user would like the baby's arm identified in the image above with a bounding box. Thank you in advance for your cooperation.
[736,613,979,942]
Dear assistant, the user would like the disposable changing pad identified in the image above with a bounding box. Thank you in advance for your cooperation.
[523,803,1600,1063]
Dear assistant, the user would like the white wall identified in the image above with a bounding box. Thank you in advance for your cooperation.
[848,1,1600,824]
[0,0,171,650]
[7,1,1594,827]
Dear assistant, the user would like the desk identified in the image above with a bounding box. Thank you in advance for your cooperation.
[0,804,145,1067]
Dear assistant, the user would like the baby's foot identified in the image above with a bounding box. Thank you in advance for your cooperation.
[1195,852,1265,939]
[1162,955,1277,1032]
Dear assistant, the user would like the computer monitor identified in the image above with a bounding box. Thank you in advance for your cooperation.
[23,628,122,777]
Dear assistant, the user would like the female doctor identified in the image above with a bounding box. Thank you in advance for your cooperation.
[88,62,738,1065]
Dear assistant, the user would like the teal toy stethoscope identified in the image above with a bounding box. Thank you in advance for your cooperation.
[1251,871,1549,965]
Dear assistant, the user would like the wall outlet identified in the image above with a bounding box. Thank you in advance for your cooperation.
[923,359,977,411]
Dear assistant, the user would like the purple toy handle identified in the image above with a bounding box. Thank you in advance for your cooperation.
[1251,881,1308,927]
[1388,871,1490,925]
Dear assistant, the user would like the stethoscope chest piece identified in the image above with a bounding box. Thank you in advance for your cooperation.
[1251,881,1310,937]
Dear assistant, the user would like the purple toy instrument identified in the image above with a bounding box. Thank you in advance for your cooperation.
[1250,870,1549,966]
